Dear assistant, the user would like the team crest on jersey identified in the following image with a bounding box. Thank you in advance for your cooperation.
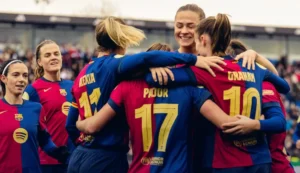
[15,114,23,121]
[114,54,124,59]
[13,128,28,144]
[60,89,67,96]
[61,102,71,116]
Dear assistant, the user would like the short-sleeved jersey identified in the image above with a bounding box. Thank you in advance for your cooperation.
[188,55,288,168]
[69,52,198,149]
[108,79,211,173]
[0,99,48,173]
[262,82,295,173]
[23,77,74,165]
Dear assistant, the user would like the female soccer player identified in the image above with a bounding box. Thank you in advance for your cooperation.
[174,4,204,55]
[23,40,74,173]
[151,4,276,82]
[75,42,240,173]
[0,59,69,173]
[65,16,225,173]
[146,13,289,173]
[225,39,295,173]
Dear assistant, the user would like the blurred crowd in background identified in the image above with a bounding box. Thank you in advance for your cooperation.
[0,44,300,162]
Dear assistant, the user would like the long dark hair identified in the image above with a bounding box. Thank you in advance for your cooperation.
[0,59,24,95]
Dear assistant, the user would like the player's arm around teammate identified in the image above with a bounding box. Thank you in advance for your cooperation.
[65,16,226,173]
[150,4,274,86]
[225,39,295,173]
[222,40,287,135]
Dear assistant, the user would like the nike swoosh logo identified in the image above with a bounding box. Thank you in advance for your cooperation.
[0,110,7,114]
[44,88,52,92]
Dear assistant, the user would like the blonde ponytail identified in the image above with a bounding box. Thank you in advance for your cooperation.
[96,16,146,51]
[104,17,146,48]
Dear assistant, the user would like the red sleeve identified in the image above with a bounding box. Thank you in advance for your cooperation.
[262,82,281,109]
[262,82,280,104]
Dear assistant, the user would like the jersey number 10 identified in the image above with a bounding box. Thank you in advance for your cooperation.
[135,104,178,153]
[224,86,261,120]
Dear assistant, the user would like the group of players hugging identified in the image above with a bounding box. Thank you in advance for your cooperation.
[0,3,296,173]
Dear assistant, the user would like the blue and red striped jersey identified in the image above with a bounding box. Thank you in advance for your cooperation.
[146,55,290,168]
[66,51,198,149]
[0,99,57,173]
[262,82,295,173]
[187,57,289,168]
[23,77,74,165]
[108,79,211,173]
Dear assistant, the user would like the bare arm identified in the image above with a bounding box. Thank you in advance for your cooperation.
[76,103,116,134]
[256,53,279,76]
[235,49,279,75]
[199,100,238,129]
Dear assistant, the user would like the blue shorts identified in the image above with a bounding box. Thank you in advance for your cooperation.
[67,146,128,173]
[205,163,271,173]
[41,164,67,173]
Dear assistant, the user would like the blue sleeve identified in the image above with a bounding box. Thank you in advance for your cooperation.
[260,104,286,133]
[65,100,80,145]
[38,125,69,163]
[23,84,40,102]
[37,106,69,163]
[118,51,197,74]
[145,67,197,87]
[38,126,57,153]
[293,123,300,142]
[191,87,212,111]
[107,98,123,114]
[263,70,290,94]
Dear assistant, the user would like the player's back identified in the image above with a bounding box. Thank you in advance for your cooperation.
[113,79,207,173]
[72,55,128,149]
[190,55,271,168]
